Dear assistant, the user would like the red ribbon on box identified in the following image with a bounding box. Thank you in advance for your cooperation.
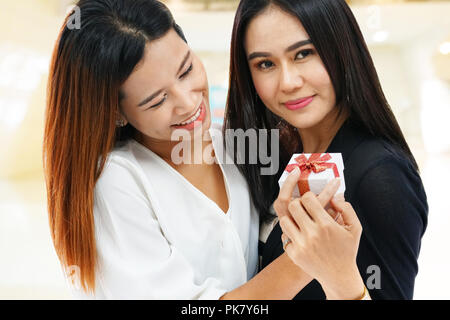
[285,153,340,195]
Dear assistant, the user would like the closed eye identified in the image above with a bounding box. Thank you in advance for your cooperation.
[179,63,193,79]
[146,93,167,110]
[143,63,193,110]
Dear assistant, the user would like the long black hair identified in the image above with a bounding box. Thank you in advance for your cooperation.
[224,0,418,223]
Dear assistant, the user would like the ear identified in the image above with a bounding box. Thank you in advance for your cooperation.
[115,109,128,127]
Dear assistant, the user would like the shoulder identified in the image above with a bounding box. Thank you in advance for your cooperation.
[347,134,404,167]
[93,141,154,227]
[343,134,427,208]
[344,135,428,235]
[345,135,427,212]
[95,140,147,196]
[345,135,418,185]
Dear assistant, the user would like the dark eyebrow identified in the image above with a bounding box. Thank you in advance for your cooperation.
[286,39,312,52]
[247,39,312,61]
[138,89,163,107]
[248,51,271,61]
[177,50,191,74]
[137,50,191,107]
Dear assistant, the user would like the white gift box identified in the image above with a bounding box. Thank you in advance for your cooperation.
[278,153,346,198]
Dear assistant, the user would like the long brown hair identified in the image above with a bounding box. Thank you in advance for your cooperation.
[43,0,185,293]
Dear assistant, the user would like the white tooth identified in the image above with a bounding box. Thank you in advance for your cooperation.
[177,106,201,126]
[181,108,201,125]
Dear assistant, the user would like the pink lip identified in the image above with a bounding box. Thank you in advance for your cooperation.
[284,95,315,110]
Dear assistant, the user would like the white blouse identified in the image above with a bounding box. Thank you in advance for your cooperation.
[71,124,259,299]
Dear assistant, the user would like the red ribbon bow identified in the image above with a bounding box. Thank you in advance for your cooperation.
[285,153,340,195]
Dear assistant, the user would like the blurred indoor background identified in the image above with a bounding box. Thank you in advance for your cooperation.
[0,0,449,299]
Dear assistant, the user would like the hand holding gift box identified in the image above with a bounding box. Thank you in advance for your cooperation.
[278,153,345,198]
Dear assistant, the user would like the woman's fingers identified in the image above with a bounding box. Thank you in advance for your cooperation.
[330,198,362,237]
[300,191,334,224]
[274,167,300,219]
[281,233,291,251]
[279,215,303,245]
[281,232,288,243]
[288,198,314,231]
[328,193,345,225]
[275,176,340,220]
[316,178,341,208]
[327,208,345,226]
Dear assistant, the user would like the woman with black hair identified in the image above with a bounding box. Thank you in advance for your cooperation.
[225,0,428,299]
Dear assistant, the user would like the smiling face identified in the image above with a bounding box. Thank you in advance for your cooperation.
[119,28,211,144]
[244,5,337,131]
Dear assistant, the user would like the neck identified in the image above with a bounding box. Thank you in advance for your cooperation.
[134,130,214,166]
[298,108,349,154]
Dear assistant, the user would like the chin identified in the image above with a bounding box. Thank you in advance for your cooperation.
[284,115,323,131]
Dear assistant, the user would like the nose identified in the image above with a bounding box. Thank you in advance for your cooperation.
[171,85,197,116]
[279,63,304,94]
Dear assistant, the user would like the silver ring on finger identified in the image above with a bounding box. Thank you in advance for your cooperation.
[334,211,342,222]
[282,237,292,251]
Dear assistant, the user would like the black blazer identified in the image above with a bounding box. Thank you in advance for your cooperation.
[260,120,428,300]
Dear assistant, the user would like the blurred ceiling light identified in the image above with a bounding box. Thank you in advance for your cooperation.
[420,80,450,153]
[372,30,389,43]
[0,44,49,130]
[433,38,450,83]
[2,98,29,129]
[439,42,450,55]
